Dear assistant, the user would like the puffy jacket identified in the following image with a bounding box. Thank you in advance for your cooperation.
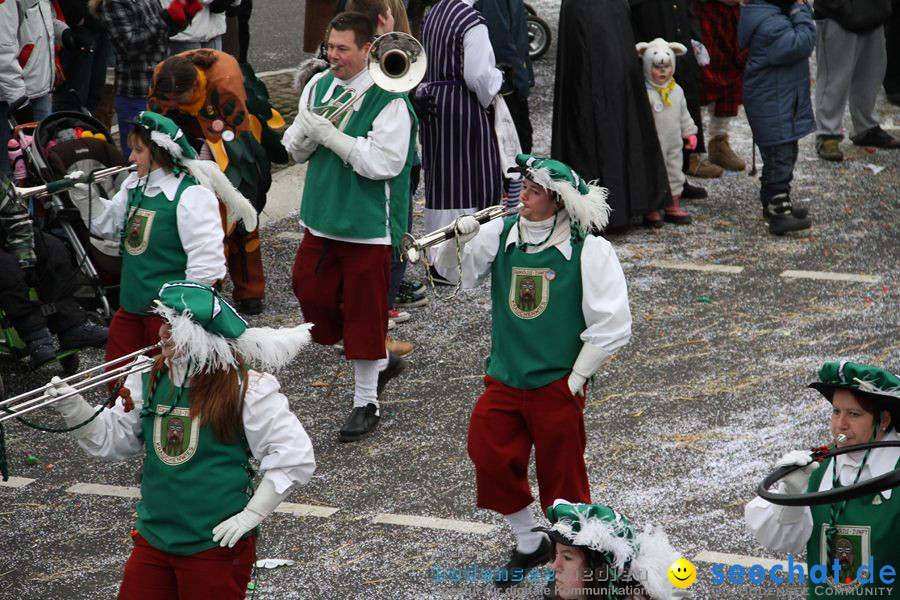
[738,1,815,146]
[813,0,892,33]
[15,0,68,99]
[0,0,28,104]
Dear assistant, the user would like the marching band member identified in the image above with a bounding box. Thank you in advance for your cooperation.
[745,362,900,598]
[429,154,632,587]
[282,12,417,442]
[46,280,315,599]
[88,111,256,373]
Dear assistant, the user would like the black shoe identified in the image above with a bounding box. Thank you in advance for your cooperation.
[767,195,811,235]
[494,536,552,589]
[851,126,900,149]
[339,403,380,442]
[816,136,844,162]
[399,279,426,295]
[377,351,407,398]
[236,298,263,316]
[681,181,708,200]
[762,202,809,220]
[394,288,428,308]
[428,265,453,286]
[58,320,108,351]
[24,328,56,370]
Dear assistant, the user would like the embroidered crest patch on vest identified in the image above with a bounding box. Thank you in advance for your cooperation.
[819,524,871,591]
[509,267,551,319]
[152,405,199,465]
[125,208,155,256]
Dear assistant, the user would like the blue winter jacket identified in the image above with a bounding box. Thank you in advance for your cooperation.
[738,1,816,146]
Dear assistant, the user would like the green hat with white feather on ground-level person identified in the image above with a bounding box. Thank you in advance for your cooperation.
[809,361,900,429]
[533,499,680,600]
[152,280,312,374]
[513,154,612,234]
[134,111,258,231]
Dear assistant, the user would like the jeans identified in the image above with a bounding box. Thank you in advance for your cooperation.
[31,95,52,121]
[757,141,799,206]
[114,95,149,156]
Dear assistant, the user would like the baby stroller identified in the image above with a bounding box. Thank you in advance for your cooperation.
[10,108,130,320]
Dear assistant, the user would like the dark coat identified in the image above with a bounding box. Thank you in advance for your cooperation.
[738,1,816,147]
[475,0,533,97]
[552,0,670,227]
[813,0,892,33]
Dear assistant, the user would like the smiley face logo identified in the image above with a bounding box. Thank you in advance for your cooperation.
[668,558,696,588]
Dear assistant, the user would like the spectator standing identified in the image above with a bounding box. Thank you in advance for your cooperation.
[885,0,900,105]
[813,0,900,161]
[53,0,110,114]
[166,0,238,54]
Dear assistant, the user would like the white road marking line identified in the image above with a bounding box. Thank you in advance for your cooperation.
[275,231,304,241]
[694,551,807,571]
[780,270,880,284]
[274,503,339,518]
[67,482,141,498]
[372,513,496,535]
[648,260,744,274]
[0,476,35,488]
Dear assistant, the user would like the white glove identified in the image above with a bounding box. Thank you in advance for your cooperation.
[775,450,819,495]
[454,215,480,245]
[212,478,291,548]
[566,344,610,396]
[297,109,356,163]
[64,170,85,181]
[47,376,102,439]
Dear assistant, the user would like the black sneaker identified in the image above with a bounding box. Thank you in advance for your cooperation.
[762,201,809,220]
[494,536,552,589]
[394,288,428,308]
[767,195,811,235]
[339,403,380,442]
[681,181,708,200]
[399,279,426,295]
[377,351,407,398]
[23,328,56,369]
[58,320,108,351]
[851,126,900,149]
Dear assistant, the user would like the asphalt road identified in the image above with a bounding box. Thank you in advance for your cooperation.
[1,2,899,599]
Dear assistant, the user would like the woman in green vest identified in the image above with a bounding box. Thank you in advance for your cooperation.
[45,280,316,598]
[745,362,900,598]
[88,111,257,377]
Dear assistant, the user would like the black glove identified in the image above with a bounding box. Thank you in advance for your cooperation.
[22,267,40,290]
[498,63,515,88]
[410,94,436,121]
[209,0,230,13]
[11,97,35,125]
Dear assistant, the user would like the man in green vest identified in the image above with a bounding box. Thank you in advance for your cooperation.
[746,362,900,598]
[429,154,633,588]
[282,12,417,442]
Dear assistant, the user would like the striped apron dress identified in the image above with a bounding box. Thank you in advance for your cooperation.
[418,0,503,233]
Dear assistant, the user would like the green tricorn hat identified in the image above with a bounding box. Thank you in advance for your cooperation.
[513,154,611,233]
[809,361,900,413]
[134,111,258,232]
[533,500,679,600]
[153,280,312,373]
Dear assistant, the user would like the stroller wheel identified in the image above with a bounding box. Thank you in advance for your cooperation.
[527,14,552,60]
[59,352,80,376]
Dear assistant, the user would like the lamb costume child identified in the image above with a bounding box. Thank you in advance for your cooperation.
[637,38,699,226]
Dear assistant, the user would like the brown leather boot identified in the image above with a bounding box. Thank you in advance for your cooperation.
[386,336,414,358]
[688,154,724,178]
[663,195,692,224]
[708,134,746,171]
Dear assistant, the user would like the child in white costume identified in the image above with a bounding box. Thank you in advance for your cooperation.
[637,38,699,227]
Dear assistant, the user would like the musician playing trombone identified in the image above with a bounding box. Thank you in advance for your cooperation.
[282,12,417,443]
[44,280,316,599]
[429,154,632,588]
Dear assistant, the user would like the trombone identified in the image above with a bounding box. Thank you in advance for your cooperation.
[14,164,136,200]
[400,205,510,263]
[310,31,427,124]
[0,343,160,423]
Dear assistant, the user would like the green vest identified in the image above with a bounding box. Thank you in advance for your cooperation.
[119,176,193,314]
[137,371,252,556]
[486,217,586,389]
[805,455,900,598]
[300,72,418,248]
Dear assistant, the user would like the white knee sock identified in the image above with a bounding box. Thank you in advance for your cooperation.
[504,506,544,554]
[705,104,733,138]
[353,359,380,412]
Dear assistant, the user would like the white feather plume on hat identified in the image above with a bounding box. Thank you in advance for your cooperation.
[525,166,612,233]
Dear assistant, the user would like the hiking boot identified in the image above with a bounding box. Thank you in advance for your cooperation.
[708,134,746,171]
[851,126,900,149]
[663,195,692,225]
[767,194,812,235]
[385,335,414,358]
[398,280,425,295]
[58,320,108,350]
[816,137,844,162]
[23,327,56,369]
[681,180,707,200]
[688,154,724,178]
[394,288,428,308]
[387,308,410,324]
